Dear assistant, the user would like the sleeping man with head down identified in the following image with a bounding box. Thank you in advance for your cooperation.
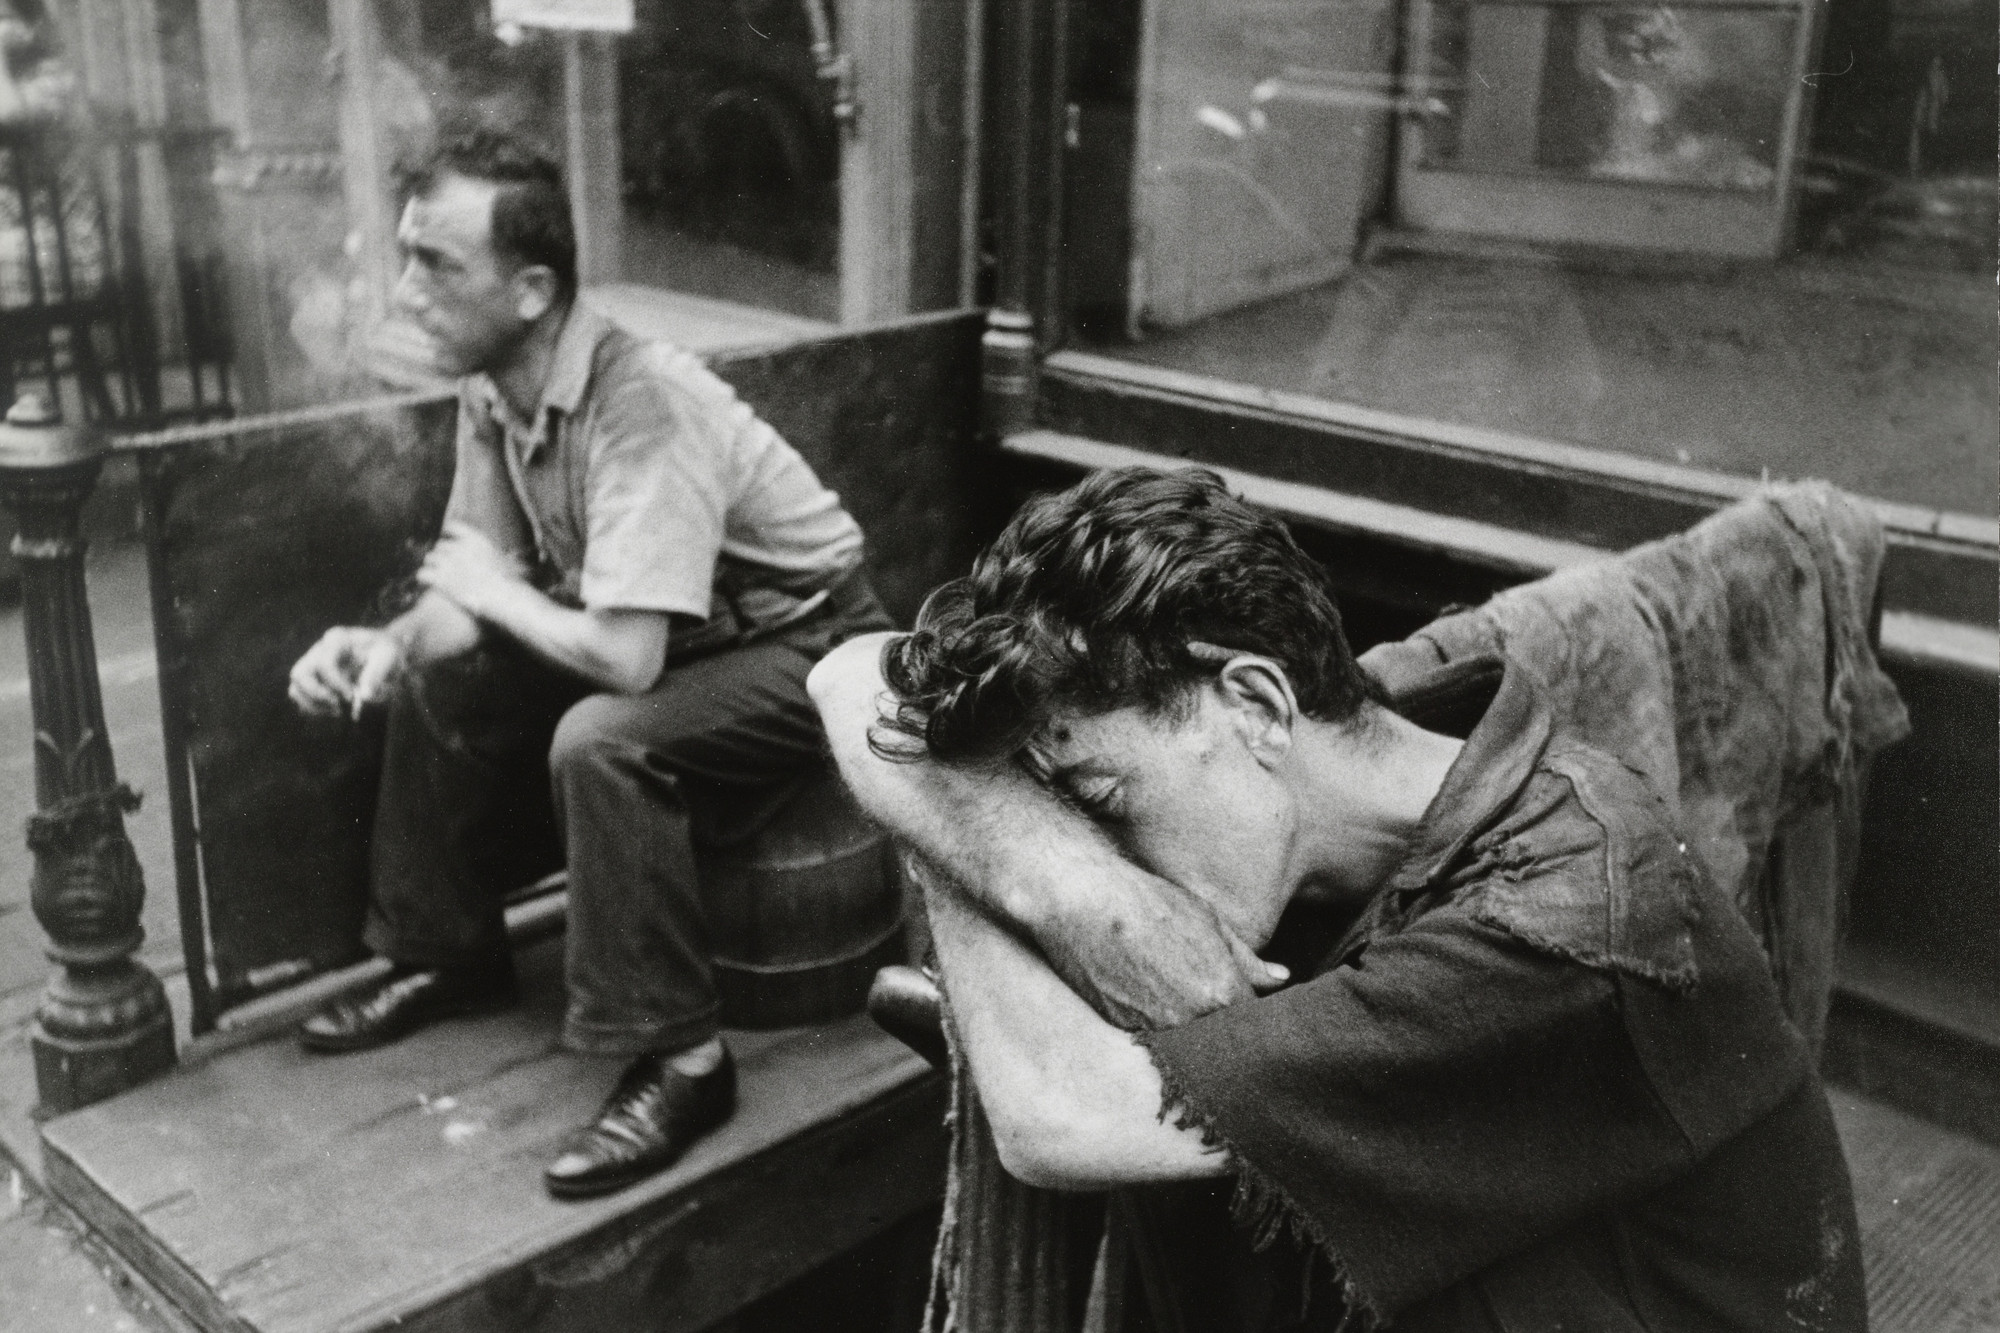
[807,467,1866,1332]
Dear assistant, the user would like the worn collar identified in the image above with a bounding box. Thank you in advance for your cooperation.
[465,303,611,460]
[1381,655,1553,895]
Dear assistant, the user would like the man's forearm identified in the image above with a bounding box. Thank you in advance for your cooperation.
[809,634,1274,1029]
[927,878,1224,1190]
[387,590,483,665]
[812,636,1175,926]
[461,582,667,694]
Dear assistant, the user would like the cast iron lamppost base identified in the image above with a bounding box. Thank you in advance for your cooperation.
[0,393,173,1114]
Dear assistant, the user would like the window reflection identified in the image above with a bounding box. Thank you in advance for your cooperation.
[617,0,840,321]
[1416,5,1793,192]
[1071,0,1997,517]
[376,1,837,321]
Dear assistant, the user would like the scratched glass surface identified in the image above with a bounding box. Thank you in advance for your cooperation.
[1067,0,1998,516]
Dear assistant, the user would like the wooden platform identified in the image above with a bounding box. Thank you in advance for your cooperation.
[35,937,945,1333]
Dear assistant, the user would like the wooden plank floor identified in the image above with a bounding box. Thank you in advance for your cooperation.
[36,937,945,1333]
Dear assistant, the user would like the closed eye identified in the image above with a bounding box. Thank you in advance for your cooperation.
[1065,775,1126,824]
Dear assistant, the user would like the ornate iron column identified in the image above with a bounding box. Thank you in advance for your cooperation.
[0,393,173,1114]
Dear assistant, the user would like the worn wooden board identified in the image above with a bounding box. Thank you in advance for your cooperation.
[41,936,945,1333]
[136,311,1000,1023]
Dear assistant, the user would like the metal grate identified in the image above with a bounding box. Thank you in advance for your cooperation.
[1831,1089,2000,1333]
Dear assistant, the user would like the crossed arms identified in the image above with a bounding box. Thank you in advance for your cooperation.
[809,632,1280,1189]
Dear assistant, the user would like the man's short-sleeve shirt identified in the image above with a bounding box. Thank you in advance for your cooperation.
[1140,656,1867,1333]
[442,305,864,639]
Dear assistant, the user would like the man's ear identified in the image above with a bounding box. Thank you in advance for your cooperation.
[1212,655,1297,767]
[512,264,561,322]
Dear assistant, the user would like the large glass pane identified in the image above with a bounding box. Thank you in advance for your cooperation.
[1124,0,1397,329]
[616,0,841,322]
[338,0,844,381]
[1068,0,1998,519]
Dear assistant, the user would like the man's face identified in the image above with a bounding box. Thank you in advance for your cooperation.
[392,173,533,376]
[1031,687,1302,947]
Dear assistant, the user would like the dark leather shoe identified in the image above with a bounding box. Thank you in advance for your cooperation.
[297,966,514,1053]
[544,1048,737,1200]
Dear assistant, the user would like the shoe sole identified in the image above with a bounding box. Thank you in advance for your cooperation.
[543,1159,664,1201]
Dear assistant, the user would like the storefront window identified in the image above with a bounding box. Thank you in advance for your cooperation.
[368,0,972,339]
[182,0,969,408]
[616,0,841,321]
[1066,0,1998,518]
[1414,5,1795,189]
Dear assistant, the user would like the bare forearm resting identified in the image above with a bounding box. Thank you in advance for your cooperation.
[388,590,483,665]
[808,634,1274,1029]
[927,878,1225,1190]
[471,582,668,695]
[811,636,1163,924]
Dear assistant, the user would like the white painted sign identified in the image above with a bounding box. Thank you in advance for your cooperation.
[491,0,635,33]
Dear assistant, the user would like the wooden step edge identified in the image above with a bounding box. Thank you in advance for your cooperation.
[1824,984,2000,1150]
[41,1036,947,1333]
[42,1135,256,1333]
[335,1073,947,1333]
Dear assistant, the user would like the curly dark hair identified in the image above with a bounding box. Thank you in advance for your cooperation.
[397,129,576,294]
[875,467,1382,764]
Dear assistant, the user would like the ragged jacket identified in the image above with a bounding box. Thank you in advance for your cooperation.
[1360,480,1909,1047]
[1138,484,1907,1331]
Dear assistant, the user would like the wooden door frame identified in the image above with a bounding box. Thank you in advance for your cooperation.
[838,0,983,323]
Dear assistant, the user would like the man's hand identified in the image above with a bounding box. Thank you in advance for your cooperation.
[417,521,530,622]
[288,626,404,719]
[1010,857,1288,1030]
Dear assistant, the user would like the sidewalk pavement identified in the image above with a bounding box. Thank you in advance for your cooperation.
[1,1161,193,1333]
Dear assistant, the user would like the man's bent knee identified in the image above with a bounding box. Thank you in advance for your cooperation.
[548,693,645,778]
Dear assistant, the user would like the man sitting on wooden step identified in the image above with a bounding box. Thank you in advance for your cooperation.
[286,130,889,1199]
[809,468,1868,1332]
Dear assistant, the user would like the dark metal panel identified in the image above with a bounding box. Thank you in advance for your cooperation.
[707,310,1003,626]
[1847,659,2000,994]
[136,395,459,1026]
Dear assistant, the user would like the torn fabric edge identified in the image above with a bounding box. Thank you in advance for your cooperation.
[1135,1029,1387,1333]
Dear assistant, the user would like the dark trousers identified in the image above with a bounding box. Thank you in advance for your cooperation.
[362,572,892,1055]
